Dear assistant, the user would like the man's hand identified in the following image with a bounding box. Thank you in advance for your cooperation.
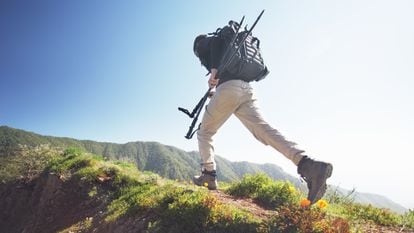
[208,90,215,98]
[208,68,219,88]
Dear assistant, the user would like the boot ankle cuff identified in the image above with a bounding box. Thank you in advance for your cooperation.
[202,170,217,177]
[297,156,309,173]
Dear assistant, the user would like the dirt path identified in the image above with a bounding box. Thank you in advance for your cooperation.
[210,190,275,219]
[210,190,410,233]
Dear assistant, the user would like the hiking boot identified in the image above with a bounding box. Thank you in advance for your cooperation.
[193,170,218,190]
[297,156,333,204]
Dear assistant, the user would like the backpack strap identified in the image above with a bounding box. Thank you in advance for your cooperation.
[252,37,260,48]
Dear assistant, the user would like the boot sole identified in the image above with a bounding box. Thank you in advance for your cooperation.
[192,177,218,190]
[312,163,333,203]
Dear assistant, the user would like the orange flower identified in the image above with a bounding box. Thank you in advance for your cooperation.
[316,199,328,209]
[300,198,311,208]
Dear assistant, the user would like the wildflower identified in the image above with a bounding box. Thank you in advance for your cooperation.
[316,199,328,209]
[203,182,209,187]
[288,185,296,193]
[300,198,311,208]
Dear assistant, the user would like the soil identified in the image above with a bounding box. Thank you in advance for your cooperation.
[0,173,411,233]
[0,173,157,233]
[210,190,275,219]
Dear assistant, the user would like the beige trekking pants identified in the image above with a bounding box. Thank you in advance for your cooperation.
[197,80,304,172]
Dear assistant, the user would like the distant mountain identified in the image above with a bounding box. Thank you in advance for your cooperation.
[328,186,408,214]
[0,125,408,213]
[0,126,300,185]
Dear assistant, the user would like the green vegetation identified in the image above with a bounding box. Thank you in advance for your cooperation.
[47,148,263,233]
[0,144,60,182]
[226,173,300,209]
[226,173,350,232]
[225,172,414,232]
[0,126,299,184]
[402,210,414,229]
[342,203,401,226]
[49,147,142,186]
[1,126,414,232]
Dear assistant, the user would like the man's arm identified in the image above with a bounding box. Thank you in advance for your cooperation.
[208,68,219,88]
[208,37,225,88]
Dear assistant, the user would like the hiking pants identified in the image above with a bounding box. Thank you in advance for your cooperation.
[197,80,304,172]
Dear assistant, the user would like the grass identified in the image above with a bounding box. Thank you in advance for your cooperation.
[3,146,414,233]
[226,172,301,209]
[225,172,414,232]
[48,148,263,233]
[0,144,61,182]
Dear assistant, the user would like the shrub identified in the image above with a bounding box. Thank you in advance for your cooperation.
[63,147,83,157]
[226,173,300,209]
[268,203,350,233]
[105,183,174,222]
[342,203,401,227]
[162,191,263,233]
[227,173,273,197]
[402,209,414,229]
[0,144,60,181]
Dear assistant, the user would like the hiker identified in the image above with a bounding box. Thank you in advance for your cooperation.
[191,28,333,204]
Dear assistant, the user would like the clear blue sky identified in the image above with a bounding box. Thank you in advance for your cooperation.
[1,0,413,208]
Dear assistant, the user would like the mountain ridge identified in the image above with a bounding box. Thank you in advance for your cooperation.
[0,125,408,213]
[0,125,300,184]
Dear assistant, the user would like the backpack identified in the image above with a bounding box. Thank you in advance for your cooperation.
[213,20,269,82]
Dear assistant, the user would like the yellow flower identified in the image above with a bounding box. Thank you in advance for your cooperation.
[316,199,328,209]
[203,182,209,187]
[288,186,296,193]
[300,198,311,208]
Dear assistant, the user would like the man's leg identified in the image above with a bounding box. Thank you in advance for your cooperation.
[234,89,304,165]
[195,81,241,189]
[234,86,333,203]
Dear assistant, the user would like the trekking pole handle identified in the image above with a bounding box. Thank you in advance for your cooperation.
[178,87,212,118]
[178,107,191,116]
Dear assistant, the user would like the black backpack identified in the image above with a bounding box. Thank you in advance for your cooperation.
[213,20,269,82]
[181,11,266,139]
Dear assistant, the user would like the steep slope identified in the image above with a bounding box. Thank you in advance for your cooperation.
[0,125,408,214]
[1,147,412,233]
[0,147,278,233]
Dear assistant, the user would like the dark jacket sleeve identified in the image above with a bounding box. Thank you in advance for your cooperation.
[209,37,225,70]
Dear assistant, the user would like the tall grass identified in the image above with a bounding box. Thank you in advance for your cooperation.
[5,146,413,232]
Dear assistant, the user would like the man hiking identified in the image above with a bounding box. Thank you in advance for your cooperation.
[191,21,333,204]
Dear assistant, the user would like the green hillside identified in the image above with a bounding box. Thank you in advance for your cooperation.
[0,126,300,184]
[0,125,408,214]
[1,145,413,233]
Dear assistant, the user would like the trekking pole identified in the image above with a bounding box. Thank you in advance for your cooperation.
[219,9,265,72]
[183,87,212,139]
[178,93,208,118]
